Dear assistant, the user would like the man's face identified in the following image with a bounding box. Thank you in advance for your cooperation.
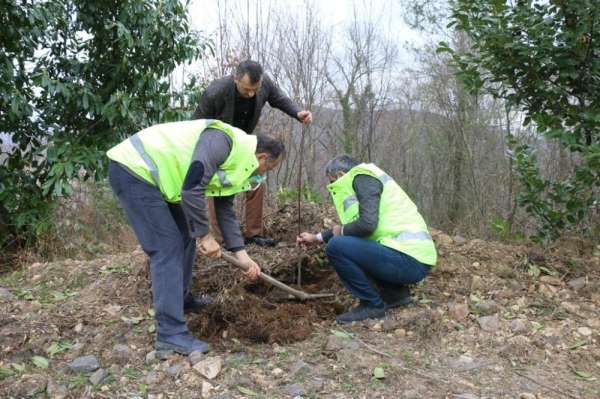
[234,73,262,98]
[254,153,282,176]
[327,171,346,184]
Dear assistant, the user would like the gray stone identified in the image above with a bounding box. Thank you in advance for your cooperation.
[288,360,310,379]
[89,368,109,385]
[382,319,402,331]
[453,394,479,399]
[449,355,474,370]
[283,383,306,397]
[156,349,174,360]
[476,300,499,316]
[165,361,188,377]
[145,350,157,364]
[189,350,205,366]
[509,319,528,334]
[113,344,131,356]
[113,344,132,363]
[324,335,360,351]
[46,379,68,399]
[477,314,500,332]
[402,389,421,399]
[307,377,325,393]
[68,355,100,373]
[453,235,467,245]
[209,395,233,399]
[0,287,14,301]
[193,356,223,379]
[470,275,485,292]
[145,371,163,385]
[519,393,536,399]
[567,277,586,290]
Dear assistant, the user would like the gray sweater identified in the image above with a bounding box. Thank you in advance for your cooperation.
[180,129,244,251]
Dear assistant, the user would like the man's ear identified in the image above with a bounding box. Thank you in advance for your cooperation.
[255,152,269,162]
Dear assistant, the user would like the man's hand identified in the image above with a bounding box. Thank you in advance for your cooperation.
[332,225,343,236]
[296,232,318,246]
[297,110,312,124]
[234,250,261,280]
[198,234,221,258]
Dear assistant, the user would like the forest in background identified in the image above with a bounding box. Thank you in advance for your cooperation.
[1,0,598,262]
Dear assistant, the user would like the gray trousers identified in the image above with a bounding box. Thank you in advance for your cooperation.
[108,161,195,336]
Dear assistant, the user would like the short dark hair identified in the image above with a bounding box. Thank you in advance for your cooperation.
[256,134,285,160]
[325,154,359,176]
[235,60,263,84]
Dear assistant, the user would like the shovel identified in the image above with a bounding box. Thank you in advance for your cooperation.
[221,252,333,301]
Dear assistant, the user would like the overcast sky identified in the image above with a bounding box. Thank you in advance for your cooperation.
[185,0,429,75]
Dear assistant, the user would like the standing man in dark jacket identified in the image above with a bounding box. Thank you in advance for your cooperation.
[192,60,312,246]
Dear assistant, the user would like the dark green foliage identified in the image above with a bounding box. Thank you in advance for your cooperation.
[0,0,207,248]
[440,0,600,243]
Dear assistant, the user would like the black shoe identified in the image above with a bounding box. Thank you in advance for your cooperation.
[380,284,412,309]
[244,235,277,247]
[335,302,386,325]
[184,294,214,314]
[156,332,210,355]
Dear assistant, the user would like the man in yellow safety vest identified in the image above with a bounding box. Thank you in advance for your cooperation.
[107,119,285,354]
[297,155,437,324]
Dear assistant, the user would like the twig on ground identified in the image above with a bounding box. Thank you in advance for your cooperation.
[338,326,477,391]
[513,369,579,399]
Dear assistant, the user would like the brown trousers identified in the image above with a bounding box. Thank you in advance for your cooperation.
[208,183,265,241]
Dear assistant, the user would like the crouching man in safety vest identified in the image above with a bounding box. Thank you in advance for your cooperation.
[107,119,284,354]
[297,155,437,324]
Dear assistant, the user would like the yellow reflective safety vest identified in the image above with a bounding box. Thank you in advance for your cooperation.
[327,163,437,266]
[107,119,258,202]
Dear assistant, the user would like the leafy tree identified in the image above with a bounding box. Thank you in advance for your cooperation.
[0,0,207,248]
[439,0,600,243]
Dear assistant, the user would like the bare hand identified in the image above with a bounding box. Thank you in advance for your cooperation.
[296,232,318,246]
[332,225,342,236]
[198,234,221,258]
[235,250,261,280]
[297,110,312,124]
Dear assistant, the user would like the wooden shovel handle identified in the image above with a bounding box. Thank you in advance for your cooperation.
[220,252,333,300]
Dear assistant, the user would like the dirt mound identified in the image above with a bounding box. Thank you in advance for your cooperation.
[189,201,344,343]
[188,247,341,344]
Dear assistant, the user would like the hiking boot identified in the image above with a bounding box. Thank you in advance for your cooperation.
[184,293,214,314]
[335,302,386,325]
[155,332,209,355]
[380,284,412,309]
[244,235,277,247]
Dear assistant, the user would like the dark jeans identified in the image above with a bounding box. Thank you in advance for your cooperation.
[325,236,431,307]
[108,161,196,336]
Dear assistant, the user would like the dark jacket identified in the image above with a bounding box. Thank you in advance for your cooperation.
[192,74,301,133]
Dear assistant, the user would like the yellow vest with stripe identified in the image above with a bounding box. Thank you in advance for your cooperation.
[327,163,437,266]
[106,119,259,202]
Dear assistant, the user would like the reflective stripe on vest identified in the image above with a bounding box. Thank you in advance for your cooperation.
[342,173,392,210]
[130,134,160,186]
[216,169,232,187]
[343,195,358,211]
[393,231,432,241]
[378,173,393,184]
